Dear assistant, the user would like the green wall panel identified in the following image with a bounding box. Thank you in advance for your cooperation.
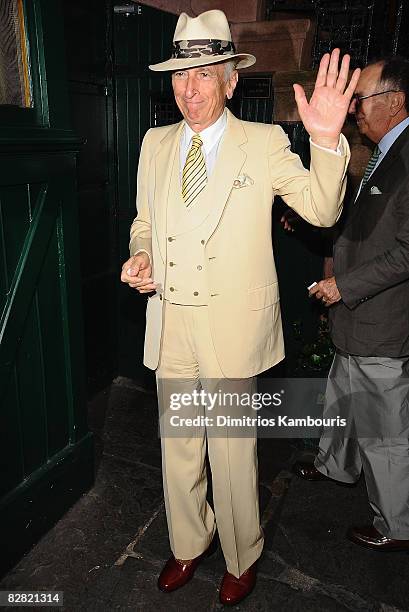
[16,294,48,475]
[0,185,31,299]
[0,368,23,498]
[37,224,70,456]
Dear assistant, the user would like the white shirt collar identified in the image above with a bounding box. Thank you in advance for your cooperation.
[182,109,227,155]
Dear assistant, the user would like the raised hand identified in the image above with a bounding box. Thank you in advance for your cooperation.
[293,48,361,150]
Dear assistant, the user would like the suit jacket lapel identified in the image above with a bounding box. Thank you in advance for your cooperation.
[203,109,247,240]
[153,121,184,262]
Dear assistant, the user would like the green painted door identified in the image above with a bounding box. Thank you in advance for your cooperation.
[113,4,178,387]
[0,0,93,574]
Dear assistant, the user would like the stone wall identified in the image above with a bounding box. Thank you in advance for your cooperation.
[232,18,314,73]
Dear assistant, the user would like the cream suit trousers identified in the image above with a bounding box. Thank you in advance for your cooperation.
[156,300,264,578]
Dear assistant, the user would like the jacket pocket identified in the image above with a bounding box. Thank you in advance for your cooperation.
[248,282,280,310]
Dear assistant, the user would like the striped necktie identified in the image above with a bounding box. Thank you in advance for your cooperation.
[182,133,207,207]
[361,145,381,187]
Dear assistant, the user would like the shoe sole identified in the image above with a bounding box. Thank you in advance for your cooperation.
[347,535,409,552]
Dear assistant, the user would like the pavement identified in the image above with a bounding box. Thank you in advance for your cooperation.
[1,378,409,611]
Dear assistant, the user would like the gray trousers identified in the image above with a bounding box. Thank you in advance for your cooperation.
[315,351,409,538]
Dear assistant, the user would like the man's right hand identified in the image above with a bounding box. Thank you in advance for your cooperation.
[120,252,157,293]
[280,208,301,232]
[309,275,341,306]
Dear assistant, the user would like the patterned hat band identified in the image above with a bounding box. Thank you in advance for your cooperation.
[172,39,236,59]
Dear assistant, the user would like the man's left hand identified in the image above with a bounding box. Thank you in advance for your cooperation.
[309,276,341,306]
[293,49,361,150]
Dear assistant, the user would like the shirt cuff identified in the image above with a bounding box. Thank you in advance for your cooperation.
[310,136,343,156]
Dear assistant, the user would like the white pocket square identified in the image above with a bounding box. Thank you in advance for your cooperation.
[233,174,254,189]
[370,186,382,195]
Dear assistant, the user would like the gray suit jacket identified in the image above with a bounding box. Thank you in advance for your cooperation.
[330,125,409,357]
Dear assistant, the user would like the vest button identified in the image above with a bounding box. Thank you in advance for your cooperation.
[193,291,199,296]
[201,239,205,244]
[168,237,174,242]
[169,261,175,266]
[197,265,202,271]
[170,286,175,292]
[159,295,163,301]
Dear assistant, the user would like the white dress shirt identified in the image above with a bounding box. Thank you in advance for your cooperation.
[179,109,227,180]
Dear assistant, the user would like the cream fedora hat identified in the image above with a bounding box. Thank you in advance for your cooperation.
[149,10,256,71]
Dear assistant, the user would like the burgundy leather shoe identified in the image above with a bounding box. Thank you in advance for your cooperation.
[292,461,329,481]
[347,525,409,551]
[158,539,216,592]
[219,562,257,606]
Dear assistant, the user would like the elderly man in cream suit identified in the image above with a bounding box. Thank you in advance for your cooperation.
[121,9,359,606]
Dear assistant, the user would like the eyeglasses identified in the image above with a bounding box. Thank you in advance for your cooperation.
[352,89,402,109]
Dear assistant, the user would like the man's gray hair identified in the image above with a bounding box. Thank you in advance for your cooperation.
[224,59,238,82]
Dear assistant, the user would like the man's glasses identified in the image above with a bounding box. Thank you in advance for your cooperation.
[352,89,402,109]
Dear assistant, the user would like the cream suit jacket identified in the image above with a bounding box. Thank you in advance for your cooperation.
[130,109,350,378]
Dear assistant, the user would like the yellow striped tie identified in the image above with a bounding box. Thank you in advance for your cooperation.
[182,133,207,207]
